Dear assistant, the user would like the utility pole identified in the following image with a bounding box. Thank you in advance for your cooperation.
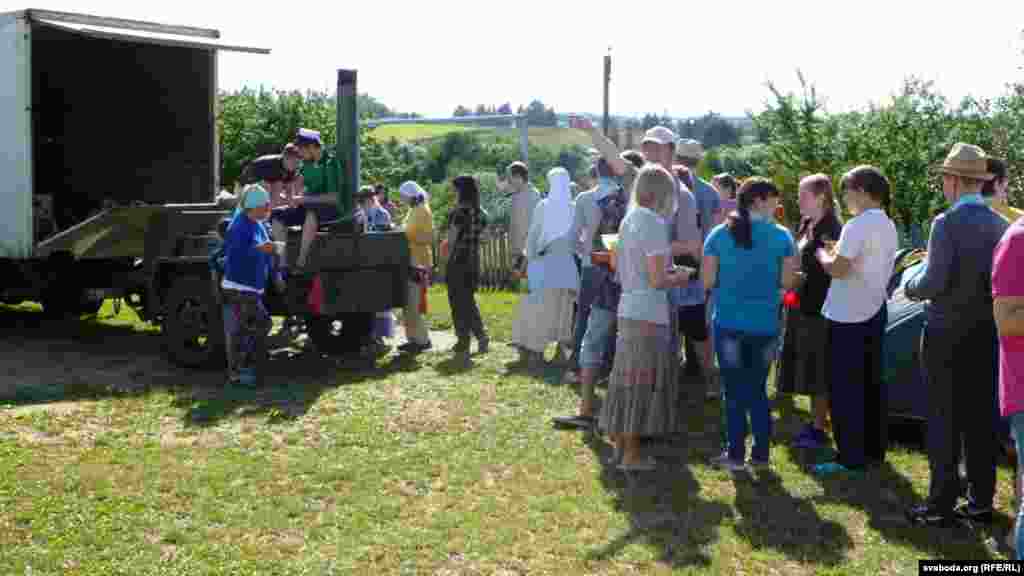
[603,48,611,137]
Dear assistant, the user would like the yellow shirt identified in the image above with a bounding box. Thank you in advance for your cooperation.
[991,200,1024,223]
[404,203,434,268]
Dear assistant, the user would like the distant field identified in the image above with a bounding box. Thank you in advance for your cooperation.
[369,123,595,151]
[368,123,476,141]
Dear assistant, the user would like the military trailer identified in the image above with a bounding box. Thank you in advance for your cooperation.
[0,9,410,368]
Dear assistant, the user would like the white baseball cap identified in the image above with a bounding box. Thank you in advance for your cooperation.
[641,125,677,146]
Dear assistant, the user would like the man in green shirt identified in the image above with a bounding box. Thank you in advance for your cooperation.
[270,128,351,268]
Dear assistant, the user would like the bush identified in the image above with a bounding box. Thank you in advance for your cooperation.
[751,72,1024,231]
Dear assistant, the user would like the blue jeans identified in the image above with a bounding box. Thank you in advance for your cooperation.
[715,326,776,462]
[573,266,603,370]
[1011,412,1024,559]
[580,306,615,369]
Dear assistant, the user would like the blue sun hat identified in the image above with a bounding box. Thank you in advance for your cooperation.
[233,183,271,217]
[294,128,322,147]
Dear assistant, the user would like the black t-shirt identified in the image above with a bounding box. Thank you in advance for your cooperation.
[239,154,297,185]
[797,213,842,316]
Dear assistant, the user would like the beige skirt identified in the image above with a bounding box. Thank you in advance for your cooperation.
[600,316,681,437]
[511,288,576,353]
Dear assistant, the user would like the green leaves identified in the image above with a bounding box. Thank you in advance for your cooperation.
[754,73,1024,235]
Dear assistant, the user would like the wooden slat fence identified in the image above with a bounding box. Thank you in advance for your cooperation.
[432,227,516,290]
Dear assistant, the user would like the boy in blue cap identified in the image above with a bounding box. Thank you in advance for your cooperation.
[222,183,279,386]
[271,128,351,269]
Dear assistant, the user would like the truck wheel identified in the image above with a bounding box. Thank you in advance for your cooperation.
[163,276,224,369]
[307,316,343,355]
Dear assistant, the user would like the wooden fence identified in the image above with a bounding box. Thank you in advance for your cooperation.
[432,228,517,290]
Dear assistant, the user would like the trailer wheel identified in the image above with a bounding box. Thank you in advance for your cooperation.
[307,316,343,355]
[163,276,224,369]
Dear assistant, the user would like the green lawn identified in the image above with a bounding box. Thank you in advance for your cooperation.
[0,291,1017,574]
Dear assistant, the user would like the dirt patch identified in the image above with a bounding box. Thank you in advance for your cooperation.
[7,401,85,417]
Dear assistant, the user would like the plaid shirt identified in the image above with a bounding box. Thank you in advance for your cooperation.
[446,204,489,265]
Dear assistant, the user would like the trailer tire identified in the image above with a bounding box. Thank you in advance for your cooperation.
[163,275,224,369]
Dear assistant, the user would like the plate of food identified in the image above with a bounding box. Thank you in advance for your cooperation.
[601,234,620,252]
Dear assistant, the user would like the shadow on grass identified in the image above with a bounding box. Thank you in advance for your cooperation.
[0,305,430,428]
[0,306,170,405]
[578,407,733,568]
[573,373,857,570]
[732,470,852,565]
[773,390,1010,560]
[174,349,429,427]
[580,433,726,568]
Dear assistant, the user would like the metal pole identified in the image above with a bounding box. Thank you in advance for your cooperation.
[337,69,358,216]
[603,50,611,137]
[519,116,529,164]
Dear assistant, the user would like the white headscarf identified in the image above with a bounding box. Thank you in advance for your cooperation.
[541,167,572,249]
[398,180,429,203]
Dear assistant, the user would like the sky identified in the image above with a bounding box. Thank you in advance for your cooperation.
[6,0,1024,119]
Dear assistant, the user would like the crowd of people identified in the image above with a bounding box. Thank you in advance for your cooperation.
[216,124,1024,556]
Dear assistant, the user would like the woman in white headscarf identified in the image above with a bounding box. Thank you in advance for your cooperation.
[397,181,434,353]
[511,167,580,368]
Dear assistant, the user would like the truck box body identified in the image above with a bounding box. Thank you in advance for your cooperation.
[0,9,267,259]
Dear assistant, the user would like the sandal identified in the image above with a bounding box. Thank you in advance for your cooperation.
[551,414,595,430]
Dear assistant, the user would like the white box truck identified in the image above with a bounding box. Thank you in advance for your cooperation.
[0,9,267,316]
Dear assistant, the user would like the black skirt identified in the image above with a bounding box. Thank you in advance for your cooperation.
[777,308,830,396]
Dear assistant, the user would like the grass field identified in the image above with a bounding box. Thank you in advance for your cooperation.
[0,289,1017,574]
[368,123,476,142]
[369,123,595,151]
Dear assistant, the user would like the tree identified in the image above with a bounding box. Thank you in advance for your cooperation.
[453,105,472,117]
[699,113,741,148]
[525,99,558,127]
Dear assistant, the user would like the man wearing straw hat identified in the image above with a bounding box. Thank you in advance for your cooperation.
[905,143,1008,526]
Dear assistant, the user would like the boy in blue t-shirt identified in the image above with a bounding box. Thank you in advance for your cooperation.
[221,184,278,386]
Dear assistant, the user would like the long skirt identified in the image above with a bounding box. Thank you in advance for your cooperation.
[777,308,830,396]
[511,288,576,353]
[600,316,681,437]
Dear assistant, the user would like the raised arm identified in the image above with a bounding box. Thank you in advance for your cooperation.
[578,117,627,177]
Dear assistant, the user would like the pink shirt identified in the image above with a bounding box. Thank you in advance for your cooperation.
[992,221,1024,417]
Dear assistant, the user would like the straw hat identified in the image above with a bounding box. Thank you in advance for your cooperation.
[935,143,993,180]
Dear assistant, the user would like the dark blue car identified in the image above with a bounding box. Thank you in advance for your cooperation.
[883,248,1011,452]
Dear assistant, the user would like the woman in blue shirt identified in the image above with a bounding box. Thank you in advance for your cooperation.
[703,178,799,471]
[222,184,279,387]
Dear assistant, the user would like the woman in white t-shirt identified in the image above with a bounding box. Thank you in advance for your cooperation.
[814,165,898,476]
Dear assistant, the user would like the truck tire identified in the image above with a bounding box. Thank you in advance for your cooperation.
[163,275,225,369]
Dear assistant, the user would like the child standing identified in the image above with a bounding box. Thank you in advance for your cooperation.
[222,184,277,386]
